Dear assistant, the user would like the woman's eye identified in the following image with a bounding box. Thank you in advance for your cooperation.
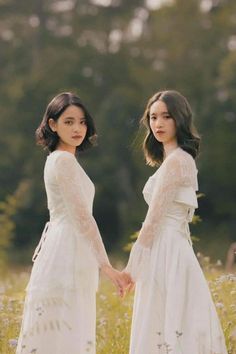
[80,120,87,125]
[65,121,73,125]
[150,116,156,121]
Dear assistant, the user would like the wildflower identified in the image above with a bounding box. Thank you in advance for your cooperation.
[231,327,236,339]
[215,302,224,309]
[124,312,129,319]
[99,294,106,301]
[8,338,18,347]
[0,285,6,294]
[98,318,106,326]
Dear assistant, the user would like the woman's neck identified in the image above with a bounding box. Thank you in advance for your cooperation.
[163,141,179,159]
[56,142,76,155]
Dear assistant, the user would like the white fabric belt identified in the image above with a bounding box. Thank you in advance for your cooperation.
[162,216,193,247]
[32,221,51,262]
[180,220,192,247]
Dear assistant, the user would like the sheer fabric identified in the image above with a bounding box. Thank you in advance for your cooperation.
[54,151,110,268]
[126,147,198,280]
[16,150,109,354]
[126,147,227,354]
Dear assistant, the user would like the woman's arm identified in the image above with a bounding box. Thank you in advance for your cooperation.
[54,152,111,268]
[125,152,196,281]
[54,152,132,296]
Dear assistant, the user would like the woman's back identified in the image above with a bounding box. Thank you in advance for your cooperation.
[44,150,95,223]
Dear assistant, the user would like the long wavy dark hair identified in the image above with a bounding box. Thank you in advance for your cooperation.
[141,90,200,166]
[35,92,97,153]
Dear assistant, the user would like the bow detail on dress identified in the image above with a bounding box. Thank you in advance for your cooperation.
[180,219,192,247]
[32,221,51,262]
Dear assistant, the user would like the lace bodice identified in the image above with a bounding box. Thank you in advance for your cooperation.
[44,150,110,268]
[125,147,198,281]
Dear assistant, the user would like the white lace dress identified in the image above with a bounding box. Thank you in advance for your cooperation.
[126,147,228,354]
[16,150,110,354]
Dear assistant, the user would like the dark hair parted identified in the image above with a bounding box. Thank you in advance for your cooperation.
[35,92,97,153]
[141,90,200,166]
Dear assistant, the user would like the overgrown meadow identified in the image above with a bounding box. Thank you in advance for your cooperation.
[0,263,236,354]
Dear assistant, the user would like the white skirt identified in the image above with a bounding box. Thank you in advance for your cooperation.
[129,219,228,354]
[16,219,99,354]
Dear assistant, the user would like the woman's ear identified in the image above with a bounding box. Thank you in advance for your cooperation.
[48,118,57,132]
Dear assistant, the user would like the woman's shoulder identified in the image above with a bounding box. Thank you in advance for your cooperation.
[166,147,195,167]
[47,150,79,172]
[48,150,76,159]
[47,150,77,163]
[162,148,197,181]
[157,148,198,189]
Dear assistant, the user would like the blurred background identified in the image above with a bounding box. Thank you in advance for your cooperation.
[0,0,236,268]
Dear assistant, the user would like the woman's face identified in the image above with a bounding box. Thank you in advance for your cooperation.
[149,100,177,146]
[49,105,87,152]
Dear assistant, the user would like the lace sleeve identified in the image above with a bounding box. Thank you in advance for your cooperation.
[125,150,196,281]
[54,152,111,268]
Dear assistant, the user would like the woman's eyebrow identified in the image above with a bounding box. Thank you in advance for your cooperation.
[64,116,86,120]
[64,116,75,120]
[150,111,169,115]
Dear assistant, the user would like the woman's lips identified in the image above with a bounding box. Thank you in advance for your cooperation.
[72,135,82,139]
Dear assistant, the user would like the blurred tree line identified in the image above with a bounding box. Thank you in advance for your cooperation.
[0,0,235,264]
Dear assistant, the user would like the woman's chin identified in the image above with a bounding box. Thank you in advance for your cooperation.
[154,135,165,143]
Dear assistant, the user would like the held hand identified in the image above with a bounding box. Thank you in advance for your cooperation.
[121,271,135,293]
[101,265,128,298]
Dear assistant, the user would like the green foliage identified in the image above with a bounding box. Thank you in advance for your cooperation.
[0,181,32,270]
[0,0,236,259]
[0,197,15,252]
[123,231,139,253]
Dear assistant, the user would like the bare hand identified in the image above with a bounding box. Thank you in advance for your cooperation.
[121,271,135,293]
[101,265,129,298]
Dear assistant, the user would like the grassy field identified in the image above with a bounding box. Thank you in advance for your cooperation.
[0,266,236,354]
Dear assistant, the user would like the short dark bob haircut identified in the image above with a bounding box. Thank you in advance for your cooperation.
[141,90,201,166]
[35,92,97,153]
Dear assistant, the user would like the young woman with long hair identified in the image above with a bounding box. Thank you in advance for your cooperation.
[124,90,227,354]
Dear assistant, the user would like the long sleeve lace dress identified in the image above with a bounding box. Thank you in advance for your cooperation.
[16,150,110,354]
[126,147,227,354]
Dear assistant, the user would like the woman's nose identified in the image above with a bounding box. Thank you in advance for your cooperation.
[156,116,163,128]
[73,123,80,132]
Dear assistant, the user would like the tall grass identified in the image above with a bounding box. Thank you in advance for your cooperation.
[0,267,235,354]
